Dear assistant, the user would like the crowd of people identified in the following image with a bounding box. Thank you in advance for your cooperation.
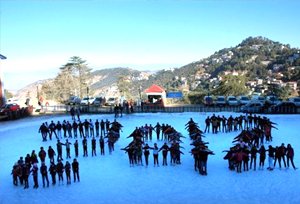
[12,116,124,189]
[11,149,80,189]
[11,111,297,189]
[121,124,184,167]
[186,118,214,175]
[203,113,275,137]
[222,115,297,173]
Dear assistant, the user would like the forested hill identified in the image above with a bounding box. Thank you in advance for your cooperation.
[145,36,300,92]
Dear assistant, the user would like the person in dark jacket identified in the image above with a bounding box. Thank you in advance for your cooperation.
[38,147,47,163]
[99,136,105,155]
[83,119,90,137]
[198,149,214,175]
[250,146,258,170]
[82,137,88,157]
[56,140,64,162]
[91,137,97,156]
[40,162,49,187]
[62,120,67,138]
[49,120,58,140]
[72,159,80,182]
[78,121,84,138]
[56,121,62,139]
[56,160,64,184]
[72,120,78,138]
[65,161,71,184]
[74,140,79,157]
[151,143,159,167]
[286,144,296,170]
[154,122,161,141]
[204,116,211,133]
[49,162,57,185]
[279,143,287,168]
[274,146,282,169]
[22,163,30,189]
[159,143,169,166]
[143,144,151,167]
[95,119,100,136]
[100,119,105,137]
[31,150,39,164]
[48,146,56,163]
[258,145,266,170]
[267,145,275,171]
[11,163,20,186]
[31,163,39,189]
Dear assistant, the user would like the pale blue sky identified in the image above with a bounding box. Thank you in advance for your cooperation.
[1,0,300,90]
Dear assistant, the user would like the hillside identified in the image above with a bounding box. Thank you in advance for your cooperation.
[144,36,300,92]
[14,36,300,103]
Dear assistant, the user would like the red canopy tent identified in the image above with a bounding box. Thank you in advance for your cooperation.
[144,84,166,106]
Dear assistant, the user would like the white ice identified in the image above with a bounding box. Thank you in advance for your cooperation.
[0,112,300,204]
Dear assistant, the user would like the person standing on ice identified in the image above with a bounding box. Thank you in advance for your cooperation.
[40,162,49,187]
[258,145,266,170]
[286,144,296,170]
[56,159,64,184]
[143,144,151,167]
[154,122,161,140]
[56,121,62,139]
[72,120,78,138]
[89,119,95,137]
[82,137,88,157]
[70,107,75,120]
[83,119,90,137]
[65,139,72,159]
[204,116,211,133]
[38,123,48,141]
[48,146,56,163]
[56,140,64,162]
[22,163,30,189]
[49,120,58,140]
[76,108,81,121]
[66,121,73,138]
[159,143,169,166]
[151,143,160,167]
[72,158,80,182]
[62,120,67,138]
[99,136,105,155]
[31,163,39,189]
[11,163,20,186]
[95,119,100,136]
[74,140,79,157]
[250,145,258,170]
[279,143,287,168]
[267,145,275,171]
[49,162,57,185]
[91,137,97,156]
[100,119,105,137]
[65,161,71,184]
[78,121,84,138]
[38,147,47,163]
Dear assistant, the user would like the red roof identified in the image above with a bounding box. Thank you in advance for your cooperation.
[145,84,165,93]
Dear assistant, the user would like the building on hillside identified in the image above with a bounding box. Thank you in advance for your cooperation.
[0,54,7,106]
[144,84,166,107]
[286,81,298,91]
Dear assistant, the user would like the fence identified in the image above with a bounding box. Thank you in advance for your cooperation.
[39,104,300,115]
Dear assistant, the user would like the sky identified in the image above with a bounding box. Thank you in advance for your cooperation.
[0,0,300,91]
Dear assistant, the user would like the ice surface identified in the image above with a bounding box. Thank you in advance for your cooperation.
[0,112,299,204]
